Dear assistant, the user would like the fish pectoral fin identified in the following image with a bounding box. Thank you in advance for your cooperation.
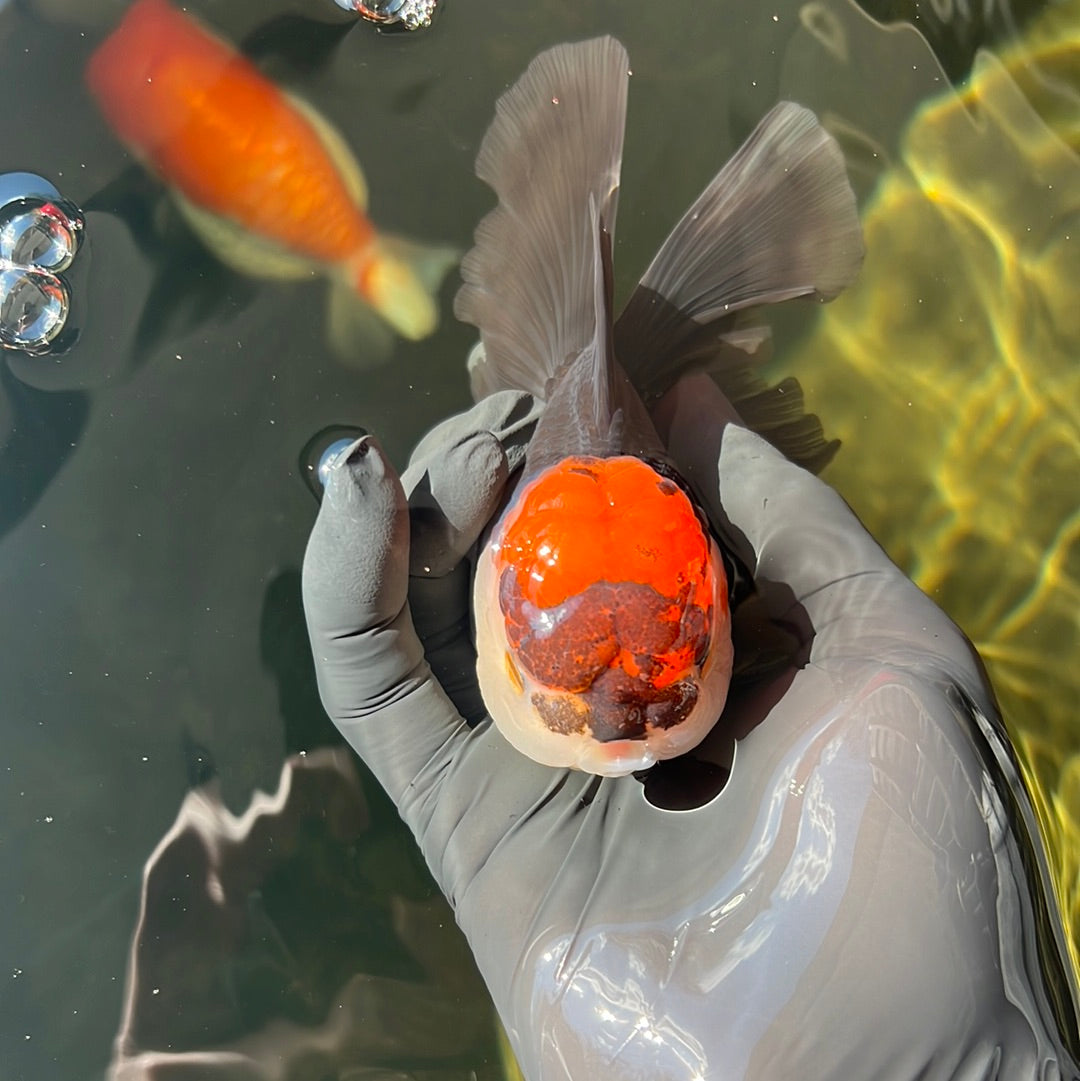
[615,101,865,394]
[641,100,864,311]
[454,36,630,399]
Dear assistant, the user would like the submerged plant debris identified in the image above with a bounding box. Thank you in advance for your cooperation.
[783,0,1080,977]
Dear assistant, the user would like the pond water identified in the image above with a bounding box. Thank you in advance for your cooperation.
[1,0,1077,1078]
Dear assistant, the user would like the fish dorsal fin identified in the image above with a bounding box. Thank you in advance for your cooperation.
[454,36,629,400]
[614,101,865,400]
[525,200,668,475]
[555,195,617,440]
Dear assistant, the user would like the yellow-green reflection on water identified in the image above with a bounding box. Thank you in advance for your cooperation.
[788,0,1080,978]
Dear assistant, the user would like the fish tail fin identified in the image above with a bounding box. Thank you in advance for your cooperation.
[325,279,395,368]
[616,102,864,394]
[454,36,630,400]
[350,237,458,342]
[613,102,862,470]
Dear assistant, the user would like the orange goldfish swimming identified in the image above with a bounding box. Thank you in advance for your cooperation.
[86,0,454,345]
[461,38,863,776]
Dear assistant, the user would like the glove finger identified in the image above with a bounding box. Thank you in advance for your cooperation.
[404,387,539,481]
[400,390,542,723]
[304,435,407,633]
[405,430,509,578]
[302,434,428,719]
[300,427,576,918]
[302,434,494,807]
[401,389,541,578]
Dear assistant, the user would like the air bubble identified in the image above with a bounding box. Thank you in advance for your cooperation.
[0,268,69,354]
[334,0,439,31]
[0,174,85,356]
[0,204,81,272]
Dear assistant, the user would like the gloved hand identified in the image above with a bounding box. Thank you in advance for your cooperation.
[303,376,1079,1081]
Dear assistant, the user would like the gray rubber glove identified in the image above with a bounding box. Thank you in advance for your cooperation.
[303,378,1080,1081]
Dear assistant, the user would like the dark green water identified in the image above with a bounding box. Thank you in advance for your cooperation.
[0,1,1062,1078]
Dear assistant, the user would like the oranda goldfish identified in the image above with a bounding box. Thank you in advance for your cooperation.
[458,38,864,776]
[86,0,454,345]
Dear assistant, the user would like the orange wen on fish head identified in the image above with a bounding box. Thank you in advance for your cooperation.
[475,455,733,776]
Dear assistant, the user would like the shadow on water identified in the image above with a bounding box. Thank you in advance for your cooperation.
[84,168,262,370]
[88,563,503,1077]
[0,363,87,537]
[259,568,344,756]
[858,0,1048,79]
[238,9,355,75]
[106,747,497,1080]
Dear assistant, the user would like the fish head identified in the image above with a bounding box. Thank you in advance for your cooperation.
[474,454,733,777]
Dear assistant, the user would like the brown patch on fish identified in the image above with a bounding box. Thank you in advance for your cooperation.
[532,692,589,735]
[528,672,700,743]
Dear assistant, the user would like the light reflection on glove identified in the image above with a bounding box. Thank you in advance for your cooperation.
[302,378,1080,1081]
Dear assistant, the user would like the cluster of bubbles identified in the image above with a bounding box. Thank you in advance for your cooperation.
[333,0,439,31]
[0,172,84,355]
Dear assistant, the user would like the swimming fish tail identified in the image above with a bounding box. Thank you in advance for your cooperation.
[348,235,458,341]
[613,102,864,412]
[454,36,630,401]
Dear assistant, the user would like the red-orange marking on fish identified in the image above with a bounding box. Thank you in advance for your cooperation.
[496,456,722,695]
[499,456,712,607]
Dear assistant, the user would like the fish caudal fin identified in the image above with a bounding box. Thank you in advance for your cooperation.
[353,237,459,341]
[325,280,395,368]
[454,37,629,399]
[618,99,860,397]
[613,101,863,471]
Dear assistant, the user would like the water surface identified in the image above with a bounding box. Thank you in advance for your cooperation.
[1,0,1076,1077]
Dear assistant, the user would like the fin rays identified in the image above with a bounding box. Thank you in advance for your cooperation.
[456,42,865,474]
[615,101,865,400]
[454,36,629,398]
[641,102,864,315]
